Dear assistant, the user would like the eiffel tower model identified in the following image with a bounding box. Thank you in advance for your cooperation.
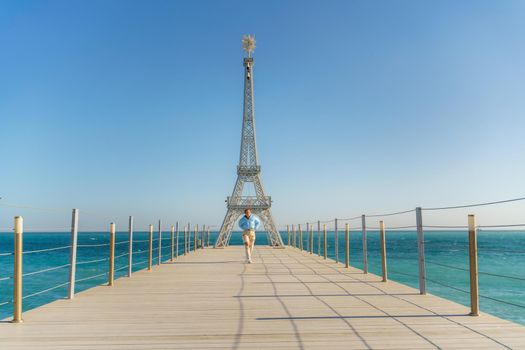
[214,35,284,248]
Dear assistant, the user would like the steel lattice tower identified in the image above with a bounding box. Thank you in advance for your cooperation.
[215,36,284,248]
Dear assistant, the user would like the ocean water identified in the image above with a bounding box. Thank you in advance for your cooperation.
[0,230,523,325]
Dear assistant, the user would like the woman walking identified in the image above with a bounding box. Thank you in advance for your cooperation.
[239,208,260,263]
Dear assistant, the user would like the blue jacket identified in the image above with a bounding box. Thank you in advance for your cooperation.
[239,215,260,230]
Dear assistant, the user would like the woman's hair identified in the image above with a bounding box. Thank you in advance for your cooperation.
[244,208,251,214]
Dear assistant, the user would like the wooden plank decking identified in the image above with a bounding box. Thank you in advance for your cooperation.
[1,246,524,349]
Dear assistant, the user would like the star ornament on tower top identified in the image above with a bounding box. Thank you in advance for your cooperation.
[242,34,256,57]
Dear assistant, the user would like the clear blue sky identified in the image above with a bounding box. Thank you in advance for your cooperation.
[1,0,524,231]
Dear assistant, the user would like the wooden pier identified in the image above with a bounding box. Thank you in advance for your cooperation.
[1,246,524,349]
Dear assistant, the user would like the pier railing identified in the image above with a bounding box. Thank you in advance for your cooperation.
[0,205,215,323]
[282,196,525,319]
[1,196,524,324]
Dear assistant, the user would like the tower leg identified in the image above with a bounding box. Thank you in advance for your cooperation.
[215,209,243,248]
[258,209,284,247]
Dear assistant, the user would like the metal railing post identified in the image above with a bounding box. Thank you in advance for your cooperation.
[287,225,290,246]
[317,220,321,255]
[309,224,313,254]
[202,224,205,249]
[207,228,210,247]
[299,224,303,251]
[170,225,175,261]
[200,225,204,249]
[345,223,349,268]
[335,218,338,263]
[128,216,133,277]
[416,207,426,295]
[148,224,153,270]
[292,224,296,248]
[184,225,187,255]
[158,220,162,265]
[306,223,310,252]
[379,221,387,282]
[12,216,23,323]
[68,209,79,299]
[176,222,179,258]
[187,223,191,252]
[468,214,479,316]
[108,223,115,286]
[194,225,197,252]
[311,226,314,254]
[323,224,327,259]
[361,215,368,274]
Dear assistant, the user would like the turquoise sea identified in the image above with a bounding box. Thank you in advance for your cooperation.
[0,230,524,325]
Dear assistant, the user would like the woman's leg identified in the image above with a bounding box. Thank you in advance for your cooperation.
[249,233,256,255]
[243,234,251,262]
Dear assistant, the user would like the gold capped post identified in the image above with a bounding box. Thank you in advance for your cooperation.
[380,221,387,282]
[108,223,115,286]
[175,222,179,258]
[170,225,175,261]
[323,224,327,259]
[148,224,153,270]
[183,225,187,256]
[309,225,313,254]
[345,223,349,268]
[12,216,23,323]
[299,224,303,251]
[468,214,479,316]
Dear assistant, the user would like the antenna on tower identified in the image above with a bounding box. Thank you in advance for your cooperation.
[242,34,256,58]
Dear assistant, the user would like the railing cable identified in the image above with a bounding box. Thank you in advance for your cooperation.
[478,223,525,228]
[114,252,130,260]
[338,215,362,221]
[389,268,419,278]
[76,272,107,283]
[23,245,71,254]
[131,259,149,266]
[365,208,415,218]
[76,257,108,265]
[22,281,70,300]
[423,225,468,229]
[22,264,71,277]
[478,248,525,254]
[133,250,149,255]
[422,196,525,211]
[114,265,129,272]
[77,243,109,248]
[479,294,525,309]
[425,277,470,294]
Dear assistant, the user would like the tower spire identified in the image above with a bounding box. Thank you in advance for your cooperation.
[215,36,283,248]
[242,34,256,58]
